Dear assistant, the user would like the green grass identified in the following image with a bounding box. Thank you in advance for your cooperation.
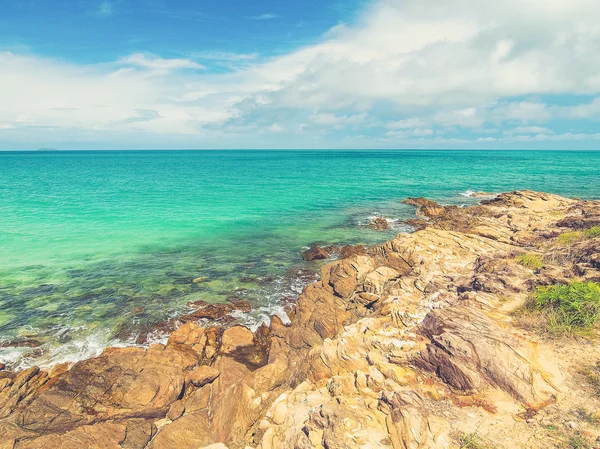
[558,231,585,245]
[517,253,544,270]
[583,226,600,238]
[457,432,489,449]
[524,282,600,335]
[558,226,600,245]
[567,433,593,449]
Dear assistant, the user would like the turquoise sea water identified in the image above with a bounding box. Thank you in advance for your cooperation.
[1,150,599,368]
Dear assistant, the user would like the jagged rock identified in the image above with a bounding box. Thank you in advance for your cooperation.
[369,217,391,230]
[220,326,254,355]
[147,412,211,449]
[17,345,196,434]
[338,244,367,259]
[415,305,558,409]
[188,365,220,387]
[182,302,234,321]
[303,246,330,261]
[403,197,447,218]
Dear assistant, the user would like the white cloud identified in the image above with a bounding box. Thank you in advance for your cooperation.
[193,52,258,62]
[2,0,600,148]
[119,53,205,71]
[249,14,278,20]
[386,118,425,129]
[308,112,366,127]
[504,126,554,135]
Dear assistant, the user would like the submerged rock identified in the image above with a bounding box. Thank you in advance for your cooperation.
[302,245,330,261]
[368,216,391,230]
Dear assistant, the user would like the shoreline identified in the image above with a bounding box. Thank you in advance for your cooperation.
[1,190,600,448]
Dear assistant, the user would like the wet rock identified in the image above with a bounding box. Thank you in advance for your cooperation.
[368,217,391,230]
[226,297,252,312]
[0,364,5,371]
[302,246,330,261]
[338,245,367,259]
[182,303,234,321]
[0,339,42,348]
[403,197,447,218]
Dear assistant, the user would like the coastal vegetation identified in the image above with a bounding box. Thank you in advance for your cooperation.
[558,226,600,245]
[517,253,544,270]
[522,282,600,335]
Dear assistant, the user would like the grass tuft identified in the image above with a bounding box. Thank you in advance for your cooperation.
[583,226,600,238]
[578,362,600,397]
[522,282,600,335]
[558,226,600,245]
[567,433,593,449]
[558,231,585,245]
[517,253,544,270]
[457,432,489,449]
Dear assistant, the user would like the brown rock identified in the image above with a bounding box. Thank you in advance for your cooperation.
[184,387,211,413]
[147,412,211,449]
[15,422,127,449]
[168,322,204,346]
[302,246,330,261]
[0,339,42,348]
[220,326,254,355]
[18,345,196,433]
[415,305,558,409]
[0,364,5,371]
[228,299,252,312]
[403,197,447,218]
[338,245,367,259]
[182,303,233,321]
[188,365,221,387]
[368,217,391,230]
[166,400,186,421]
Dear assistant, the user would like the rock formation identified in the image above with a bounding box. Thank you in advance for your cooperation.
[1,190,599,449]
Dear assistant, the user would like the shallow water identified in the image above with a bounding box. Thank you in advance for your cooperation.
[1,150,599,368]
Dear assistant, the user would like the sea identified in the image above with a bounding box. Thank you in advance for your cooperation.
[1,150,599,369]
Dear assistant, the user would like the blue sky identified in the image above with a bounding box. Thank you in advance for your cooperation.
[1,0,600,149]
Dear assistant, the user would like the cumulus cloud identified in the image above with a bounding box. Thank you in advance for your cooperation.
[2,0,600,148]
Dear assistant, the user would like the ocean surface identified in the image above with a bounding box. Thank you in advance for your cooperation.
[1,150,599,369]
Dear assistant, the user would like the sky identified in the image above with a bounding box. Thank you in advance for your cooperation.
[1,0,600,150]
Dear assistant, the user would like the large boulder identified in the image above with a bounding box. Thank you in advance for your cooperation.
[415,305,559,409]
[18,345,196,434]
[302,246,330,261]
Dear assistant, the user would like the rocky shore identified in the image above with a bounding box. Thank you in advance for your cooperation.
[1,190,600,449]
